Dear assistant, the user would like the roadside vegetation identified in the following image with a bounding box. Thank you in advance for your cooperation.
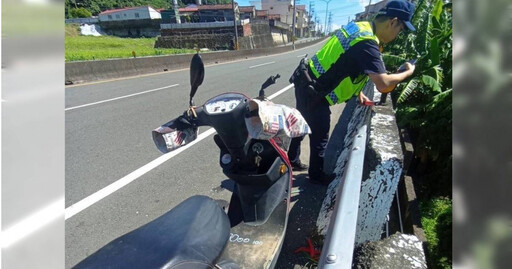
[65,24,195,61]
[382,0,452,268]
[65,0,233,18]
[420,197,452,269]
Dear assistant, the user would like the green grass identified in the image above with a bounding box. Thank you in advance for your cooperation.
[66,24,81,37]
[65,35,196,62]
[420,197,452,269]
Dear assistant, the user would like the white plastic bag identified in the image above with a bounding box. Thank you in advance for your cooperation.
[152,121,198,153]
[245,99,311,141]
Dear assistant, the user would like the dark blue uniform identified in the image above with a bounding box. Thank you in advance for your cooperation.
[288,39,386,182]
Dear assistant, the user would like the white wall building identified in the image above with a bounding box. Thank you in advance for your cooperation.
[296,5,308,37]
[261,0,309,37]
[98,6,161,22]
[261,0,294,25]
[355,0,389,21]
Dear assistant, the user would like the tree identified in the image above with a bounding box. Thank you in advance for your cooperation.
[69,7,93,18]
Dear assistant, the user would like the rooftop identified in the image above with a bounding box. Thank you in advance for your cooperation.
[255,10,268,16]
[179,4,199,12]
[239,6,256,13]
[99,6,154,15]
[197,4,238,11]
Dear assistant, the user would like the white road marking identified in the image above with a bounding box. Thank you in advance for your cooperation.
[296,54,307,58]
[249,62,276,69]
[65,84,179,111]
[65,128,216,220]
[267,83,294,99]
[65,83,295,220]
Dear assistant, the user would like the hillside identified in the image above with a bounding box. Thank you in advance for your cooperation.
[65,0,234,18]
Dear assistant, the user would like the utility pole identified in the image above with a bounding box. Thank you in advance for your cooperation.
[327,12,332,33]
[314,15,317,36]
[232,0,239,50]
[292,0,297,50]
[365,0,372,20]
[173,0,181,24]
[308,1,311,37]
[320,0,332,36]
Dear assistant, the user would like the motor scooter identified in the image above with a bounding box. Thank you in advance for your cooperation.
[73,53,310,269]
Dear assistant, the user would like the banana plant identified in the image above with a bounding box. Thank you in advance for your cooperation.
[382,0,452,164]
[383,0,451,104]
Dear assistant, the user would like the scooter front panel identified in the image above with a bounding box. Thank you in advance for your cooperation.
[218,175,290,269]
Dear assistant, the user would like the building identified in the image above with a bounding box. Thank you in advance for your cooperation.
[98,6,161,22]
[355,0,389,21]
[268,14,281,21]
[97,6,162,37]
[295,5,308,37]
[261,0,294,25]
[161,4,201,23]
[255,9,269,20]
[240,6,256,20]
[65,17,99,24]
[198,4,239,22]
[261,0,310,37]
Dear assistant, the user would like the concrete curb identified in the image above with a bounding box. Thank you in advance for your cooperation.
[316,82,427,263]
[397,127,427,243]
[65,38,326,85]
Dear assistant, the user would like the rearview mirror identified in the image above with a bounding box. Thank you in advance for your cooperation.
[189,53,205,106]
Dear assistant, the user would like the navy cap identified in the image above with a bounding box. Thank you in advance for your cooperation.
[378,0,416,31]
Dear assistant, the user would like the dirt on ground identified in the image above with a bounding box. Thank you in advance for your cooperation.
[274,104,345,269]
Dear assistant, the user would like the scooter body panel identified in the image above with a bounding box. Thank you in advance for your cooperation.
[218,173,290,269]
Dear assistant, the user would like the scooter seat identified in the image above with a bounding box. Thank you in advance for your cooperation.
[74,195,231,269]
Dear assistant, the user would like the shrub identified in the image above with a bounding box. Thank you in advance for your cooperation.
[420,197,452,269]
[69,8,92,19]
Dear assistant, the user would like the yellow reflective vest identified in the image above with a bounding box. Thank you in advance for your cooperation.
[309,21,380,105]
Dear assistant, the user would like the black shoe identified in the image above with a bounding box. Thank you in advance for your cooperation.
[310,173,336,185]
[291,161,308,171]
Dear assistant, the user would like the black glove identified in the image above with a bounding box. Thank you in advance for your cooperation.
[305,79,326,97]
[172,114,195,131]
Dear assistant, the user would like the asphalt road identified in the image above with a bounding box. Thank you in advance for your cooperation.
[65,41,343,268]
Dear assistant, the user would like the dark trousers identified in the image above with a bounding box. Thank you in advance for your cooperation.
[288,81,331,180]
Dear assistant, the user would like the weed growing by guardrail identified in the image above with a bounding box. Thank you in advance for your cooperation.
[420,197,452,269]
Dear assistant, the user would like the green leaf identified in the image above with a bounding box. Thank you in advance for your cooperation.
[426,88,452,112]
[382,54,407,70]
[439,28,453,47]
[422,75,441,93]
[433,88,452,103]
[427,65,444,83]
[432,0,444,22]
[397,78,420,103]
[430,38,440,66]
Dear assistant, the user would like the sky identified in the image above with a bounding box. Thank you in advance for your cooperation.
[237,0,372,32]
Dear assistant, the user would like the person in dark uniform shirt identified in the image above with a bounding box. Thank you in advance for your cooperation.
[288,0,417,185]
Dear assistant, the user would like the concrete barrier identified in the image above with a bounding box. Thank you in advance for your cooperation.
[65,37,326,85]
[317,83,427,267]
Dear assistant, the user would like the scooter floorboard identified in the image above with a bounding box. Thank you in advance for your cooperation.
[218,196,289,268]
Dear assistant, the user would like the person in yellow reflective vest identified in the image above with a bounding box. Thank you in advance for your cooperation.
[288,0,417,185]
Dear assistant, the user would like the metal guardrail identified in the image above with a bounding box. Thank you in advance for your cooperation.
[318,124,368,268]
